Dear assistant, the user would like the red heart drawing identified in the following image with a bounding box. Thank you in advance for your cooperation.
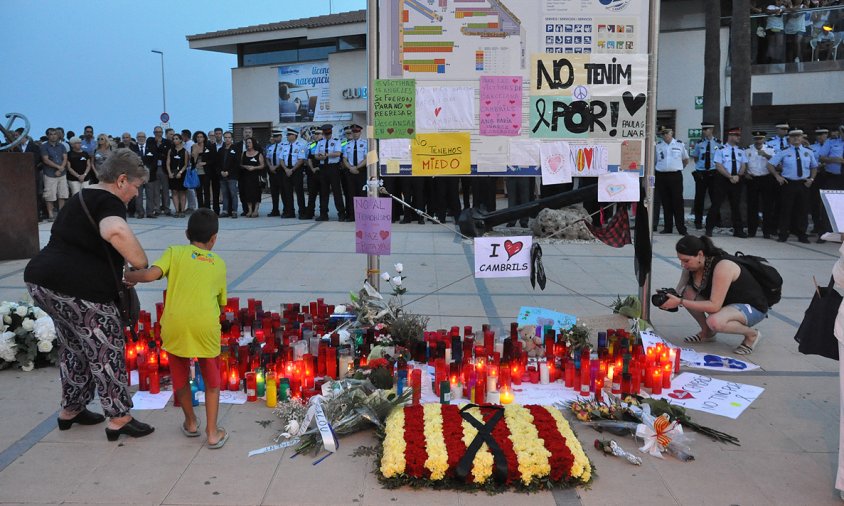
[503,240,523,260]
[583,147,594,168]
[512,124,519,129]
[547,154,563,174]
[387,128,395,134]
[512,78,519,84]
[628,162,639,169]
[511,113,517,117]
[356,230,363,239]
[379,230,390,240]
[404,103,412,108]
[509,99,516,104]
[667,389,694,400]
[434,107,442,117]
[407,128,415,135]
[484,100,492,106]
[485,113,491,117]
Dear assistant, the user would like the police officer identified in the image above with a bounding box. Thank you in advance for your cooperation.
[744,130,776,238]
[766,122,791,152]
[265,127,284,216]
[713,127,748,238]
[314,124,346,221]
[654,127,689,235]
[767,128,819,243]
[303,127,322,219]
[809,127,830,237]
[690,122,721,230]
[818,126,844,242]
[342,124,368,221]
[277,127,306,218]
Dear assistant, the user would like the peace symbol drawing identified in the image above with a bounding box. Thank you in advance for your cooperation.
[573,85,589,101]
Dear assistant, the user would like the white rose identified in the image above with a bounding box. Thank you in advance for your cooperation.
[394,263,403,273]
[3,315,10,324]
[391,276,402,287]
[380,272,391,281]
[21,318,34,332]
[15,305,28,317]
[333,304,347,314]
[32,308,47,319]
[0,304,10,316]
[37,340,53,353]
[20,361,34,372]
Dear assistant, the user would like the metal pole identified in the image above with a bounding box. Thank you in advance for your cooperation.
[366,0,380,290]
[151,50,167,115]
[640,0,660,321]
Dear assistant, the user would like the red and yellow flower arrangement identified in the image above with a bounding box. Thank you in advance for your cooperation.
[379,404,592,491]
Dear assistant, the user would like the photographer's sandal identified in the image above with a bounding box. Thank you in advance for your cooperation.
[735,330,761,355]
[684,333,717,343]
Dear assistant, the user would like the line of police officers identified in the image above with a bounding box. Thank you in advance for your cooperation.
[654,121,844,243]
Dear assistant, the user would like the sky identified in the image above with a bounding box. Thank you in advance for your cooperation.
[1,0,366,140]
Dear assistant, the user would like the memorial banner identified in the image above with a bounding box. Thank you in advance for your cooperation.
[479,76,523,136]
[651,372,764,420]
[355,197,393,255]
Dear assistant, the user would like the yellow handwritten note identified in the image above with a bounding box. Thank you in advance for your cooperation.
[410,132,471,176]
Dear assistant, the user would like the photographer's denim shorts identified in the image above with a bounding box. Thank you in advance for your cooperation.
[729,303,767,327]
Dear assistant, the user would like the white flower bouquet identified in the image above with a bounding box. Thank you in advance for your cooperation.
[0,301,58,371]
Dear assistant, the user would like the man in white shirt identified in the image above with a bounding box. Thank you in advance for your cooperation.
[654,127,689,235]
[744,130,776,238]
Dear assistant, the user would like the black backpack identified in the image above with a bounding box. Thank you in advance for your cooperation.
[727,252,783,307]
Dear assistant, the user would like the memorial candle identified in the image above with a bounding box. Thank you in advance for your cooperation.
[674,347,681,373]
[246,372,257,402]
[594,377,604,402]
[579,364,591,397]
[662,363,672,388]
[266,371,277,407]
[486,364,499,392]
[326,347,338,379]
[149,368,160,394]
[500,386,514,404]
[651,369,663,395]
[539,361,550,384]
[256,368,266,398]
[228,369,240,391]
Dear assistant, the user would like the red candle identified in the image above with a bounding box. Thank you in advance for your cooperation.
[126,346,137,371]
[528,366,540,384]
[246,372,257,402]
[326,347,338,379]
[651,369,663,395]
[228,369,240,391]
[484,331,494,356]
[631,364,641,394]
[674,348,682,373]
[579,364,591,397]
[159,350,169,371]
[662,363,672,388]
[611,370,622,394]
[564,359,574,388]
[149,369,160,394]
[511,363,522,385]
[594,377,604,402]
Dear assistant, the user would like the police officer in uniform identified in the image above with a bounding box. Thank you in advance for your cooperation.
[279,127,307,218]
[303,127,322,219]
[265,127,284,217]
[810,127,830,237]
[766,122,791,152]
[314,124,346,221]
[744,130,776,238]
[342,124,368,221]
[713,127,748,238]
[654,126,689,235]
[768,128,819,243]
[690,122,721,229]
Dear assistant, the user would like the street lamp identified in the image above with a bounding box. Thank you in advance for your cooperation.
[151,49,167,116]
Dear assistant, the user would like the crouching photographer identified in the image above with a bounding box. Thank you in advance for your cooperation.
[655,235,768,355]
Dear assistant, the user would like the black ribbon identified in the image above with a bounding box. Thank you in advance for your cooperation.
[530,243,546,291]
[455,404,508,484]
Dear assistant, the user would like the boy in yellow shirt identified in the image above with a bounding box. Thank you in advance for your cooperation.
[126,209,228,448]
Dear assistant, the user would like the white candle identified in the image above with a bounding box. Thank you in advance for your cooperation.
[487,374,498,393]
[445,348,452,364]
[338,356,353,376]
[452,385,463,400]
[539,362,550,384]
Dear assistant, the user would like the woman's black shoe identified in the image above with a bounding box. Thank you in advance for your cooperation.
[105,418,155,441]
[57,409,106,430]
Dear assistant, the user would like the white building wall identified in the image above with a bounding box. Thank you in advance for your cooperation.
[232,66,279,124]
[329,50,367,113]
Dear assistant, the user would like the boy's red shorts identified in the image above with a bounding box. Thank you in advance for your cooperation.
[168,354,221,390]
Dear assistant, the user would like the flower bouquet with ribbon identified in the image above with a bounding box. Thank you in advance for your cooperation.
[275,378,410,457]
[378,403,593,492]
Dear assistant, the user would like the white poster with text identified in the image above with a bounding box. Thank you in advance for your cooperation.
[474,236,532,279]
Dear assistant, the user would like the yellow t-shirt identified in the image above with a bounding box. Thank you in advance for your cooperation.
[154,244,227,358]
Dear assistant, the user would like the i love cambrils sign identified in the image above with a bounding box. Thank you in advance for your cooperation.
[474,236,532,279]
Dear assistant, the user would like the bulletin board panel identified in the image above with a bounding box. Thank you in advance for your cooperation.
[374,0,651,177]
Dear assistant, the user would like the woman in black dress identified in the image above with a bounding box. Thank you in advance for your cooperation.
[167,133,189,217]
[240,138,265,217]
[191,131,211,209]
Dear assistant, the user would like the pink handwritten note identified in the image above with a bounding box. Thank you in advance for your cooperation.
[355,197,392,255]
[479,76,522,136]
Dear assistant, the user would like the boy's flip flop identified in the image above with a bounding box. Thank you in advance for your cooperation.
[207,428,229,449]
[181,418,201,437]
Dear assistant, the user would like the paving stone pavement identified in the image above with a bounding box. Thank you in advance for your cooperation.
[0,200,842,505]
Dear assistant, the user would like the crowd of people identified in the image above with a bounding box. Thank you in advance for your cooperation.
[753,0,844,64]
[9,123,520,225]
[654,121,844,244]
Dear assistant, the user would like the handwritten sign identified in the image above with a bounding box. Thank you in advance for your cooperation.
[474,236,532,279]
[539,141,572,185]
[598,172,639,202]
[411,132,471,176]
[570,145,609,176]
[517,306,577,333]
[480,76,523,136]
[373,79,416,139]
[651,372,764,419]
[354,197,392,255]
[529,54,648,139]
[416,86,474,131]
